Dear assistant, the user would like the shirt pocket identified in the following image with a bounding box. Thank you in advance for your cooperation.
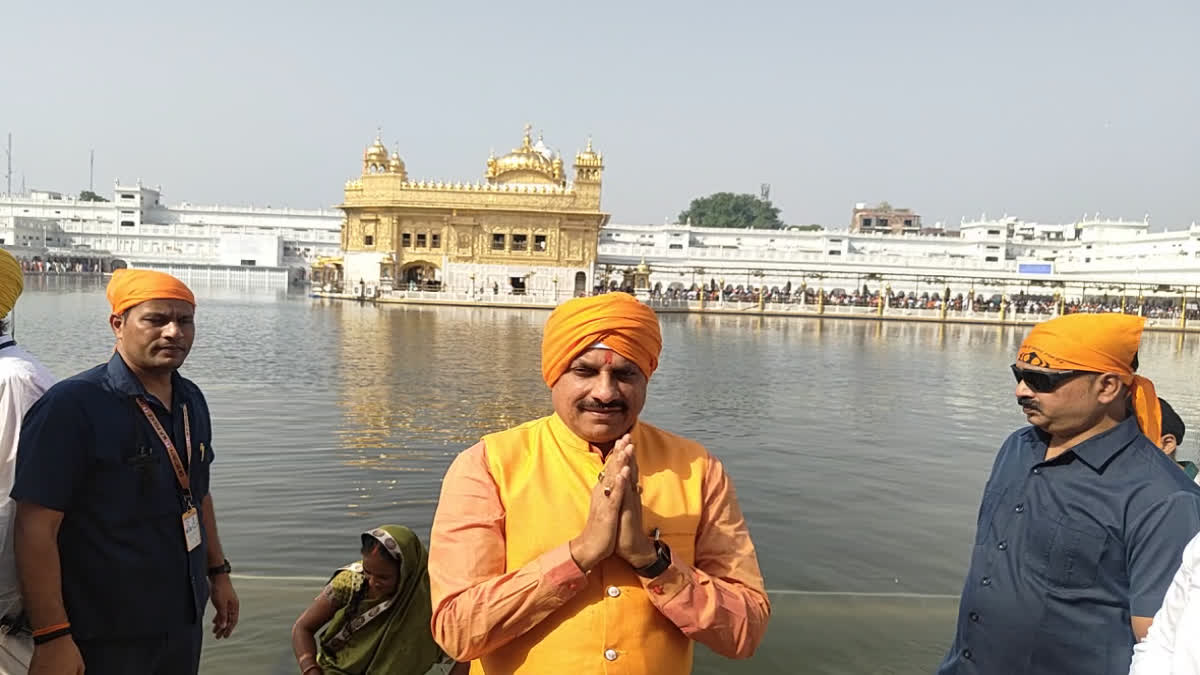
[90,448,181,524]
[1024,516,1108,590]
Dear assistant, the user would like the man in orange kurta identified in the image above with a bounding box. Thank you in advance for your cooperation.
[428,292,770,674]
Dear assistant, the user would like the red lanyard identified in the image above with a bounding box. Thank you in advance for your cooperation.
[135,397,192,499]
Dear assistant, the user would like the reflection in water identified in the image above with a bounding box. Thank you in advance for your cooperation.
[11,283,1200,674]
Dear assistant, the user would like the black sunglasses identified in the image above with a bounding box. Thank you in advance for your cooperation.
[1010,364,1093,393]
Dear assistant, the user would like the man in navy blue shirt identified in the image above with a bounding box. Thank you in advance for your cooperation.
[11,270,239,675]
[938,313,1200,675]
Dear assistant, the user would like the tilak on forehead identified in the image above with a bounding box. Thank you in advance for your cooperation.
[1017,313,1162,444]
[540,293,662,387]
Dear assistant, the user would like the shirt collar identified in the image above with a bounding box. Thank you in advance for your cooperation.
[105,351,181,408]
[1029,415,1142,471]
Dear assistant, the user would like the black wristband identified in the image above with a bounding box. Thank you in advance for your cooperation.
[32,627,71,645]
[208,558,232,577]
[634,540,672,579]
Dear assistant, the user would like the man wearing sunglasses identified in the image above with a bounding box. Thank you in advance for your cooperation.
[938,313,1200,675]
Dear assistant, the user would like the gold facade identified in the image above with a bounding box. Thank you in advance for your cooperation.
[339,125,608,289]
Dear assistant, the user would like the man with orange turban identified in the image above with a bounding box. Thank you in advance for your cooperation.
[12,269,238,675]
[429,292,769,674]
[939,313,1200,675]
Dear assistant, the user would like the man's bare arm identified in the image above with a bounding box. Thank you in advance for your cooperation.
[15,501,68,628]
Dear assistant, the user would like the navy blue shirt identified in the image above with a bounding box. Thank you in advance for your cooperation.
[938,416,1200,675]
[11,352,215,640]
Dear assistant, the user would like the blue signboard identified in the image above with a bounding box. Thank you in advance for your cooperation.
[1018,263,1053,275]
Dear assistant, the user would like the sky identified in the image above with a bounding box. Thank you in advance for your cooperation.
[1,0,1197,230]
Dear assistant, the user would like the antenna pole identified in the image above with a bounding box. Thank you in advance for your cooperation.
[3,133,10,196]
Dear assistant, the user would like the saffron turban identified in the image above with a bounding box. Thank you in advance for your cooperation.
[106,269,196,316]
[541,292,662,387]
[1017,313,1160,444]
[0,249,22,320]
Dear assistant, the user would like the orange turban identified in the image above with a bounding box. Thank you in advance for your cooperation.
[541,292,662,387]
[1017,313,1160,444]
[106,269,196,316]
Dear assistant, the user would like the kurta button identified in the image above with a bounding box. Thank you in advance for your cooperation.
[980,576,992,586]
[1014,503,1024,513]
[969,612,979,622]
[997,541,1008,551]
[606,585,621,598]
[1032,468,1041,475]
[963,649,973,660]
[604,649,618,661]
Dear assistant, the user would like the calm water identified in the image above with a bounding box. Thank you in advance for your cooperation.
[12,276,1200,674]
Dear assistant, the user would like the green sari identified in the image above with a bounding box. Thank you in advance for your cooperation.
[316,525,445,675]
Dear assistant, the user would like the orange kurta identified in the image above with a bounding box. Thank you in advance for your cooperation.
[429,414,769,674]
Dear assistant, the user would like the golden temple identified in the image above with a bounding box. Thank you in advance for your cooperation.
[327,125,608,298]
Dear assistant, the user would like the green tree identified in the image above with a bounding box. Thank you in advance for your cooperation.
[78,190,108,202]
[678,192,783,229]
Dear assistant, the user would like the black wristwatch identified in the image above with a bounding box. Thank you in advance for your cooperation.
[634,539,672,579]
[208,559,232,577]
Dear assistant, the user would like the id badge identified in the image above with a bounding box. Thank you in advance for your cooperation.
[182,507,201,552]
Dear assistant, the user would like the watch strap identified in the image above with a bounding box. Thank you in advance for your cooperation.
[208,559,231,577]
[634,540,671,579]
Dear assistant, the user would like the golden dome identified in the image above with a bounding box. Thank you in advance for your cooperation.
[575,136,602,165]
[365,136,388,162]
[486,124,562,185]
[389,150,406,174]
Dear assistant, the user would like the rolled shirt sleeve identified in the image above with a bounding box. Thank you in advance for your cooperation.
[1128,490,1200,617]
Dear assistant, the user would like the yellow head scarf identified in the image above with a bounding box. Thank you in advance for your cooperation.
[0,249,23,320]
[1017,313,1160,444]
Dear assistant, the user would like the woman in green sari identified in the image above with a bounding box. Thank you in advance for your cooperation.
[291,525,468,675]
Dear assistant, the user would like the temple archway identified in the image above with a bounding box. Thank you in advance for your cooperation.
[400,261,440,289]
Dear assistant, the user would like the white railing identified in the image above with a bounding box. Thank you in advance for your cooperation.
[384,290,561,306]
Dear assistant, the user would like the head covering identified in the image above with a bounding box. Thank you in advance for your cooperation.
[540,292,662,387]
[1160,398,1185,444]
[106,269,195,316]
[0,249,23,320]
[1017,313,1161,443]
[317,525,441,675]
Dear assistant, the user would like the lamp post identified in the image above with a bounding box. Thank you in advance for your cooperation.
[552,276,558,303]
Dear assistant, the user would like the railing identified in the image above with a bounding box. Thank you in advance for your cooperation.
[385,290,560,305]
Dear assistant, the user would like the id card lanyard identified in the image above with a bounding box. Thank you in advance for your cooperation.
[135,397,202,552]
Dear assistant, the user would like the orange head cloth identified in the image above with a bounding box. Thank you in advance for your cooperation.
[1017,313,1161,444]
[106,269,196,316]
[541,292,662,387]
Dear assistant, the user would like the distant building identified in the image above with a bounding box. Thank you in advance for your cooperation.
[851,202,922,234]
[335,125,607,296]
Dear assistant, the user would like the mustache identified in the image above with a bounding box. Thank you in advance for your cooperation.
[1018,397,1040,411]
[579,399,627,412]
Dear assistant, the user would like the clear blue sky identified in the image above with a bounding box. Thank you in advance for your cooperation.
[1,0,1196,229]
